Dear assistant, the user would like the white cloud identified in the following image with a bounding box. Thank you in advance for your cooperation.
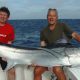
[0,0,7,7]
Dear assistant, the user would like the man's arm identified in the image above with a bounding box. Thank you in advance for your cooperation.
[72,32,80,42]
[40,30,47,47]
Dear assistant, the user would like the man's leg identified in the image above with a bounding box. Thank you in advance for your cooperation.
[53,66,66,80]
[34,66,48,80]
[8,68,15,80]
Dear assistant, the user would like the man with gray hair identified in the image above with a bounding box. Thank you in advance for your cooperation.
[34,8,80,80]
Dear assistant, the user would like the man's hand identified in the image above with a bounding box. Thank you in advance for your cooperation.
[8,41,12,44]
[72,32,80,42]
[41,41,46,47]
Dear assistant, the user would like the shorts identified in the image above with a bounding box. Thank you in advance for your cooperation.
[0,57,7,70]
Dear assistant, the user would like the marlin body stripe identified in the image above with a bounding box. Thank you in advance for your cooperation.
[0,44,80,70]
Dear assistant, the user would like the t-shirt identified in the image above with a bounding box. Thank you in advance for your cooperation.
[0,23,15,70]
[0,23,15,44]
[40,22,73,45]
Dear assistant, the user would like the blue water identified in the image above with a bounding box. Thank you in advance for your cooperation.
[9,19,80,47]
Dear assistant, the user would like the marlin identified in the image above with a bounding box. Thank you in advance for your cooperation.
[0,43,80,70]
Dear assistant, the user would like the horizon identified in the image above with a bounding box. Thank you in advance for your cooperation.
[9,19,80,20]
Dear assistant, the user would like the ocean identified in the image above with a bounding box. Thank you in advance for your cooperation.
[9,19,80,47]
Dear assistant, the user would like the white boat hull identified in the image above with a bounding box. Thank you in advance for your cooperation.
[0,65,80,80]
[0,65,34,80]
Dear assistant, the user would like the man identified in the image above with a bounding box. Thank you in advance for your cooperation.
[34,8,80,80]
[0,7,15,80]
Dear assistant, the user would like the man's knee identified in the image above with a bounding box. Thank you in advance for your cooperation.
[53,66,63,73]
[34,66,48,75]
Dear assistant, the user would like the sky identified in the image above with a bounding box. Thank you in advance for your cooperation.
[0,0,80,19]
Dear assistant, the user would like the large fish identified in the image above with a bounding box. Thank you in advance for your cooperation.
[0,43,80,70]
